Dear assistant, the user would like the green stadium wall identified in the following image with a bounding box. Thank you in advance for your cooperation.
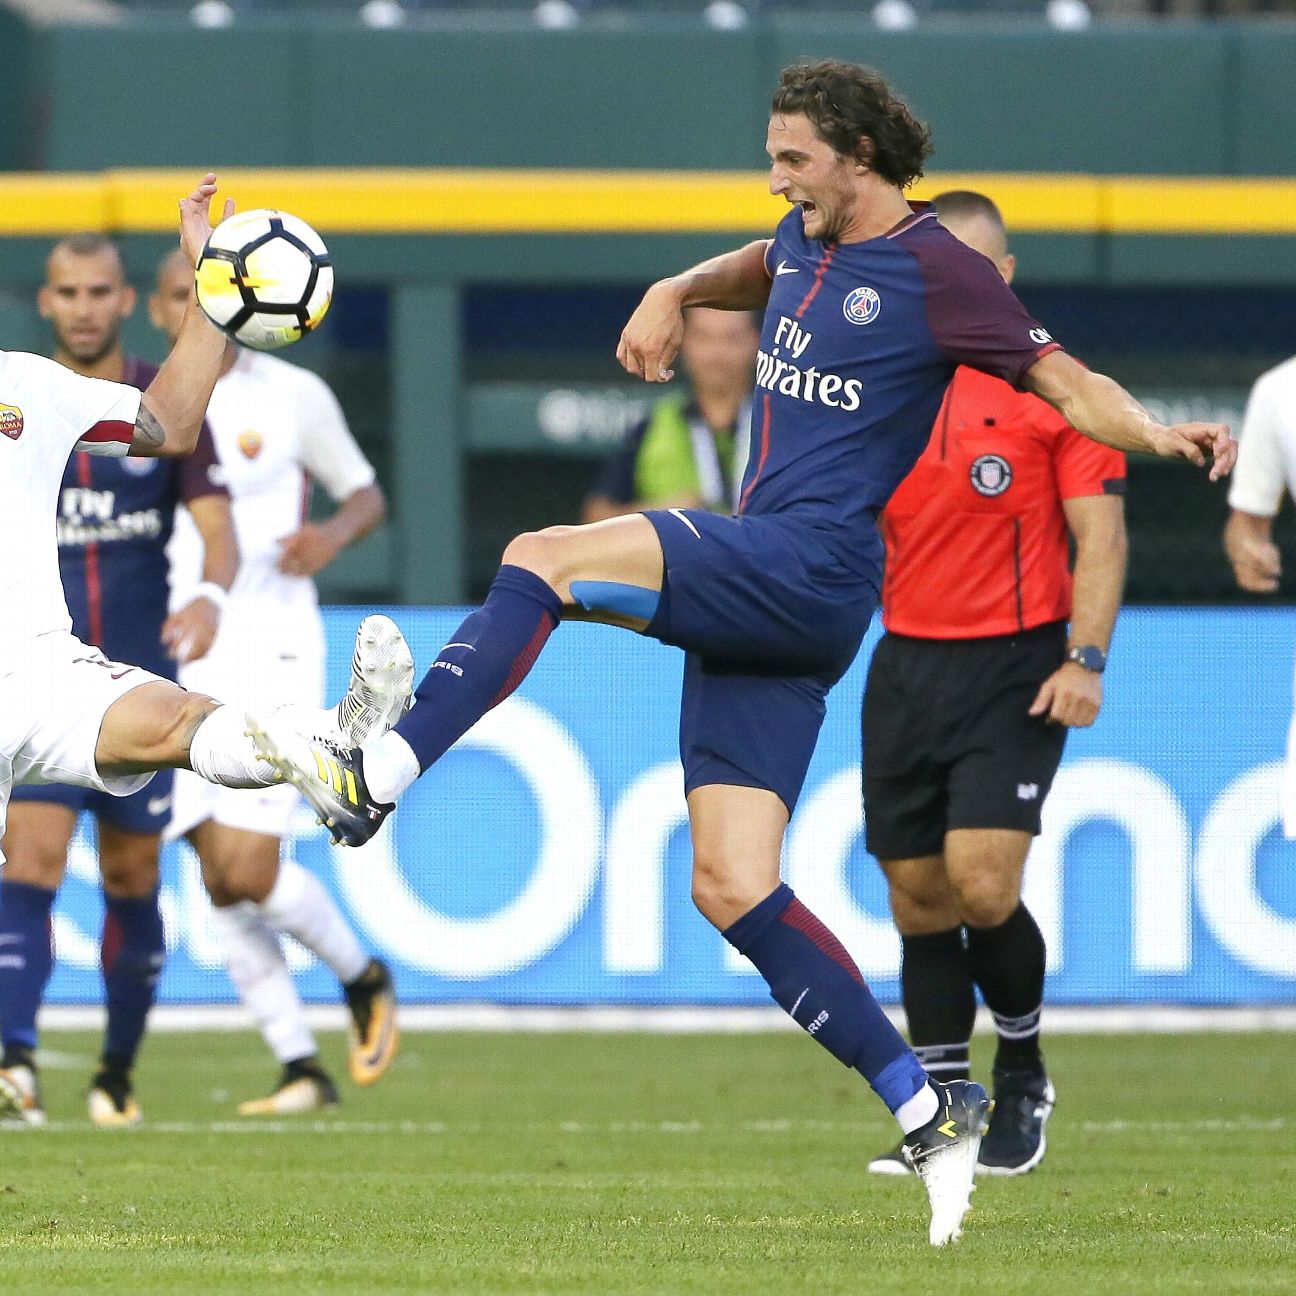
[15,18,1296,177]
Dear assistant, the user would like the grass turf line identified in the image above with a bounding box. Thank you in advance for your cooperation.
[0,1031,1290,1294]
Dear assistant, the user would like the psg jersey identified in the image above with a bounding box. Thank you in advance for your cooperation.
[55,356,226,671]
[742,205,1061,573]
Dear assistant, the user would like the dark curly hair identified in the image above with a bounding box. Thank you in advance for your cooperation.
[772,61,933,189]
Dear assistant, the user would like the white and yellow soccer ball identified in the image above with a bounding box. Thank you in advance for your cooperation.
[195,209,334,351]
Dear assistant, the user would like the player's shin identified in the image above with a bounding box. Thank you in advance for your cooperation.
[209,902,317,1064]
[258,860,367,985]
[188,705,282,789]
[366,565,562,801]
[966,903,1046,1073]
[901,928,977,1083]
[100,889,166,1069]
[723,883,936,1131]
[0,881,56,1059]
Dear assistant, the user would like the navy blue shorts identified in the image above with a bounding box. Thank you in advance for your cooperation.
[644,509,878,814]
[10,766,175,835]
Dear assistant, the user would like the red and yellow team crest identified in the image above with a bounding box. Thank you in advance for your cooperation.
[237,429,263,459]
[0,403,23,442]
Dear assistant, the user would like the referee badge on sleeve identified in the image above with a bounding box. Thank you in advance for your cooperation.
[970,453,1012,497]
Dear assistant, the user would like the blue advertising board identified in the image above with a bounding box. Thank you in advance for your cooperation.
[43,606,1296,1006]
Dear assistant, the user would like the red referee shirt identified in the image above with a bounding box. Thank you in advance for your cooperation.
[880,365,1126,639]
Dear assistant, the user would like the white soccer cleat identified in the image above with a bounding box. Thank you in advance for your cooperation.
[334,614,414,745]
[0,1064,47,1128]
[902,1079,991,1246]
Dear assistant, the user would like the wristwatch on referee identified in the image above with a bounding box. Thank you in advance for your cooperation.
[1066,645,1107,674]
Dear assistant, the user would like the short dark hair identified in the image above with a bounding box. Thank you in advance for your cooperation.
[772,60,933,189]
[931,190,1005,234]
[48,232,126,277]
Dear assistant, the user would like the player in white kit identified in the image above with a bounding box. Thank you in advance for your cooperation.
[152,250,406,1113]
[0,176,412,1126]
[1223,352,1296,834]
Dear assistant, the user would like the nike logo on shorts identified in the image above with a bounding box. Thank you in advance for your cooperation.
[667,508,702,539]
[775,261,799,276]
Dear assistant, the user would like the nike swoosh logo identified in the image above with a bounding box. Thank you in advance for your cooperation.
[443,643,477,652]
[775,261,799,276]
[147,796,173,816]
[667,508,702,539]
[790,988,809,1016]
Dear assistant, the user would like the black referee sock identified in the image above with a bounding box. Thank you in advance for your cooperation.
[900,927,976,1083]
[966,903,1047,1075]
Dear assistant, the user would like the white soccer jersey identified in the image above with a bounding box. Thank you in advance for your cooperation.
[1228,355,1296,518]
[0,350,139,678]
[168,349,376,633]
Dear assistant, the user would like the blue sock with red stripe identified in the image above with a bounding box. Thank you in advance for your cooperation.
[101,889,165,1068]
[393,564,562,772]
[0,880,56,1057]
[723,884,929,1114]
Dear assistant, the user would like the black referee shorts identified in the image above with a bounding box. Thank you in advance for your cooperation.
[862,620,1069,861]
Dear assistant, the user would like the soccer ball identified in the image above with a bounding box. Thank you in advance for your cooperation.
[194,209,334,351]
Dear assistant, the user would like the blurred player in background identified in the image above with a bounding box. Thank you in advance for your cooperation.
[152,250,405,1114]
[0,233,236,1127]
[1222,350,1296,828]
[251,65,1232,1246]
[581,307,758,523]
[861,192,1127,1178]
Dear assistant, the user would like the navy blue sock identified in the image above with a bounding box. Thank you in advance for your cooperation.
[724,884,929,1113]
[101,889,166,1068]
[393,564,563,772]
[0,880,56,1055]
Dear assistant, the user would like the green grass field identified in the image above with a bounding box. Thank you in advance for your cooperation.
[1,1029,1291,1294]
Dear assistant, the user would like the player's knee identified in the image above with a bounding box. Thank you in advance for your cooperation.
[951,873,1019,929]
[501,526,580,586]
[200,844,275,907]
[0,841,67,889]
[139,690,218,764]
[690,851,770,929]
[883,868,959,935]
[100,846,160,898]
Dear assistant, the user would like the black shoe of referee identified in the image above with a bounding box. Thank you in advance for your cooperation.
[976,1067,1055,1176]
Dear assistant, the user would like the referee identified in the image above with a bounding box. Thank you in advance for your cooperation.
[863,191,1128,1177]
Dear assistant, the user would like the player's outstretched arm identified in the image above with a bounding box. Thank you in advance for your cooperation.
[618,240,772,384]
[1024,350,1237,480]
[134,173,233,457]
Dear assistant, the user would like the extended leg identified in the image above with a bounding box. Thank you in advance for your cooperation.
[249,514,669,844]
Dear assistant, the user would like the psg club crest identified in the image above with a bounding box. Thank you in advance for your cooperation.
[0,402,23,441]
[842,286,881,326]
[970,453,1013,497]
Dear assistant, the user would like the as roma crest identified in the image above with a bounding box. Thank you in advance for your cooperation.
[237,429,263,460]
[0,403,24,442]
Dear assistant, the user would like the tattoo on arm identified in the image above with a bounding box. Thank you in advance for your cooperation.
[132,403,167,455]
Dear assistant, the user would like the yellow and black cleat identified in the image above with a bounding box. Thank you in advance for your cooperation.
[246,712,393,848]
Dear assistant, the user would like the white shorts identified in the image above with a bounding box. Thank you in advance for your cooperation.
[0,632,166,856]
[168,616,325,841]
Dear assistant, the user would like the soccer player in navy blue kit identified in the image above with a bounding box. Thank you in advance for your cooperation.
[253,63,1235,1244]
[1,234,235,1127]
